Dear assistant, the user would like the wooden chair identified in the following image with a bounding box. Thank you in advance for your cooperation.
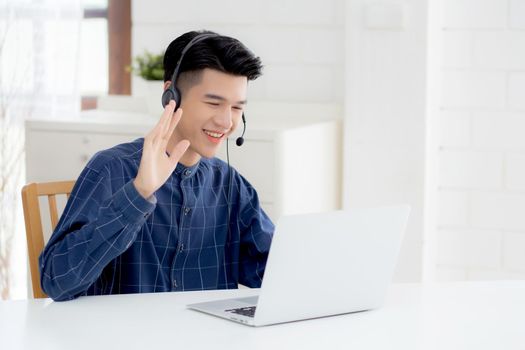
[21,181,75,298]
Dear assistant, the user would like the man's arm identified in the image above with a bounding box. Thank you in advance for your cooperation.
[237,179,274,288]
[40,99,189,301]
[39,165,155,301]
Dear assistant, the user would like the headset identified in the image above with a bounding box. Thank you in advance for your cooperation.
[163,32,249,247]
[161,33,246,146]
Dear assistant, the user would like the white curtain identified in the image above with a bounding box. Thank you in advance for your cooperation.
[0,0,81,299]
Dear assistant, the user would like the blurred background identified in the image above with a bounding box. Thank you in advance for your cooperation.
[1,0,524,300]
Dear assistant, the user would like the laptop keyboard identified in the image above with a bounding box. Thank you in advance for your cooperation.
[225,306,257,318]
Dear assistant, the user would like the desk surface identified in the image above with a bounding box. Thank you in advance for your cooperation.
[1,281,524,350]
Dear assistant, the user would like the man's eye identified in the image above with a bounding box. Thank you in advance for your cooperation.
[206,102,220,106]
[233,106,243,111]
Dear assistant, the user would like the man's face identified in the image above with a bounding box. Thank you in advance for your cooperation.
[168,68,248,165]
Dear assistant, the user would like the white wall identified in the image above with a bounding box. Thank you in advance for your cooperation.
[131,0,345,118]
[434,0,525,281]
[344,0,429,282]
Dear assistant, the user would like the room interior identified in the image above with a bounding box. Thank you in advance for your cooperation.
[0,0,524,311]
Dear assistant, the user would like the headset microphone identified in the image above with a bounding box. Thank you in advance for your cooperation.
[236,113,246,146]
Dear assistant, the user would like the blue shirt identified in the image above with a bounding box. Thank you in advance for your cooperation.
[39,138,274,301]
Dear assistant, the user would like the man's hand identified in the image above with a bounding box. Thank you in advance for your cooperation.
[133,100,190,199]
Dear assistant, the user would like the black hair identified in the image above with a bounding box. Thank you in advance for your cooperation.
[163,30,263,90]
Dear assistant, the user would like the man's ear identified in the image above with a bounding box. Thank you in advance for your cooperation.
[163,81,171,91]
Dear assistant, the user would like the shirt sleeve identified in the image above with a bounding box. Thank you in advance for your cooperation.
[39,159,156,301]
[236,175,274,288]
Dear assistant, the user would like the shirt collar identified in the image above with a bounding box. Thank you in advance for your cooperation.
[174,160,201,178]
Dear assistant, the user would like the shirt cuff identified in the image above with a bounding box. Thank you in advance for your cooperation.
[112,180,156,224]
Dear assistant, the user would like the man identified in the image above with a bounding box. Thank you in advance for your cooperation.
[39,30,274,301]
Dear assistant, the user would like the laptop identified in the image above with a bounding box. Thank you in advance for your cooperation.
[187,205,411,327]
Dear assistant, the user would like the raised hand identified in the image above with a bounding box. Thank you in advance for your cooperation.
[133,100,190,199]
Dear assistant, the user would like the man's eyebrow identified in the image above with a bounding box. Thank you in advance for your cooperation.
[204,93,247,105]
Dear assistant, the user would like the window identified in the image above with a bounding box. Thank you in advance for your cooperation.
[80,0,108,96]
[80,0,131,110]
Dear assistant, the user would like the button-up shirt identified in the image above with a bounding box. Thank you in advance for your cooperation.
[39,138,274,301]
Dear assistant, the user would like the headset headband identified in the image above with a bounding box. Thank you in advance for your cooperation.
[170,33,219,84]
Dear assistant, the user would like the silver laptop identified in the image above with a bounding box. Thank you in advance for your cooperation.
[187,205,410,327]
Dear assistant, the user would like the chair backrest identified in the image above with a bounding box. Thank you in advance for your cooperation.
[21,181,75,299]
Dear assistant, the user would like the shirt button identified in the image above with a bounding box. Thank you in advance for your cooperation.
[184,207,191,215]
[184,169,191,176]
[179,244,184,252]
[173,279,178,288]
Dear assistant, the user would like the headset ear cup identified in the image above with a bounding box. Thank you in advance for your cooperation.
[161,89,174,108]
[161,87,182,111]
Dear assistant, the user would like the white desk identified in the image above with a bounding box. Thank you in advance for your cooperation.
[1,282,524,350]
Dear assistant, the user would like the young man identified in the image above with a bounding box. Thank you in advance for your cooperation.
[39,30,274,301]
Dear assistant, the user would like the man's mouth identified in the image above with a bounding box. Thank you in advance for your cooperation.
[203,130,224,138]
[203,129,225,144]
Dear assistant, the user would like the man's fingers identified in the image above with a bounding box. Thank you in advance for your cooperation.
[159,100,176,135]
[164,107,183,140]
[149,100,176,142]
[161,100,177,135]
[168,140,190,164]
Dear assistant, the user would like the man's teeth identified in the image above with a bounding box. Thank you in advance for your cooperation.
[204,130,223,138]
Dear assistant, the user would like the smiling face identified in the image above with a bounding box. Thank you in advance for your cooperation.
[166,68,248,166]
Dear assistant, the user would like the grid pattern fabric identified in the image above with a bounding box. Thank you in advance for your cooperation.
[39,138,274,301]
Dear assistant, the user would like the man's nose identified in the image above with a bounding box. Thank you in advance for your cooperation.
[215,107,233,129]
